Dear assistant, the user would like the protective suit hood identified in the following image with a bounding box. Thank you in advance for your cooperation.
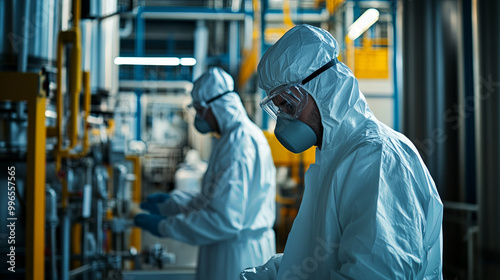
[191,67,246,134]
[258,24,374,151]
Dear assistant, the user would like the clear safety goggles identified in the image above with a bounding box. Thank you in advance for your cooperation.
[260,84,310,120]
[260,58,338,120]
[187,91,231,118]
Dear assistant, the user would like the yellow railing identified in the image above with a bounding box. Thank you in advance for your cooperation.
[346,37,389,79]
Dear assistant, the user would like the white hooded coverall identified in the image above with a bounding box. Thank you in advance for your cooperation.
[157,68,276,279]
[241,25,443,280]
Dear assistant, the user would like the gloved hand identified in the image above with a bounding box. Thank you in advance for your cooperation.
[140,193,170,215]
[240,254,283,280]
[134,213,165,237]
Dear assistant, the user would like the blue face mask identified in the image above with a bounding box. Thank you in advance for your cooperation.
[274,116,317,154]
[194,115,213,134]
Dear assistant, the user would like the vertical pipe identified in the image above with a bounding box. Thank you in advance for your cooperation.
[260,0,268,130]
[434,0,446,193]
[18,0,31,73]
[46,188,59,280]
[51,227,58,280]
[97,200,103,256]
[134,6,144,140]
[229,0,241,80]
[475,0,500,278]
[61,211,71,280]
[229,21,239,82]
[423,0,436,180]
[193,20,208,81]
[459,0,476,204]
[126,156,142,252]
[16,0,31,156]
[69,0,82,148]
[244,15,253,50]
[391,1,401,131]
[82,222,89,280]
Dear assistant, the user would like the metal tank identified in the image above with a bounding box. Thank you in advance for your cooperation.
[0,0,61,71]
[0,0,61,154]
[81,0,119,97]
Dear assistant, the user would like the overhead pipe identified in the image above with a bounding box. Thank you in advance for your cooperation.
[119,80,193,91]
[264,8,330,23]
[122,9,330,22]
[121,7,329,23]
[121,8,247,21]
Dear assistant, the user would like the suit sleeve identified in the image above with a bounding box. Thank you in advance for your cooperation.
[158,159,247,246]
[158,189,200,216]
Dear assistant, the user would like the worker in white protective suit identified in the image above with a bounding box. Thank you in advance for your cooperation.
[240,24,443,279]
[134,67,277,280]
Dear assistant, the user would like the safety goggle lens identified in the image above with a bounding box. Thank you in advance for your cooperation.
[260,85,308,120]
[187,102,209,118]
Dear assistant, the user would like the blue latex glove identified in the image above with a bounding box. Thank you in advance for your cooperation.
[134,213,165,237]
[140,193,170,215]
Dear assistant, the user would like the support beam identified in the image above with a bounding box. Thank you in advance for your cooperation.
[0,72,46,280]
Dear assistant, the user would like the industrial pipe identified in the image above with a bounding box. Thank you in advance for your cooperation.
[122,10,246,21]
[119,18,134,38]
[48,0,83,171]
[64,71,91,159]
[61,211,71,280]
[46,187,59,280]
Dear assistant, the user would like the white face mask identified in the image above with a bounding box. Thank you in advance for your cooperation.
[194,115,213,134]
[274,116,317,153]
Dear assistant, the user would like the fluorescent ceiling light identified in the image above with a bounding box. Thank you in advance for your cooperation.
[113,57,196,66]
[347,8,380,40]
[45,110,57,118]
[180,57,197,66]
